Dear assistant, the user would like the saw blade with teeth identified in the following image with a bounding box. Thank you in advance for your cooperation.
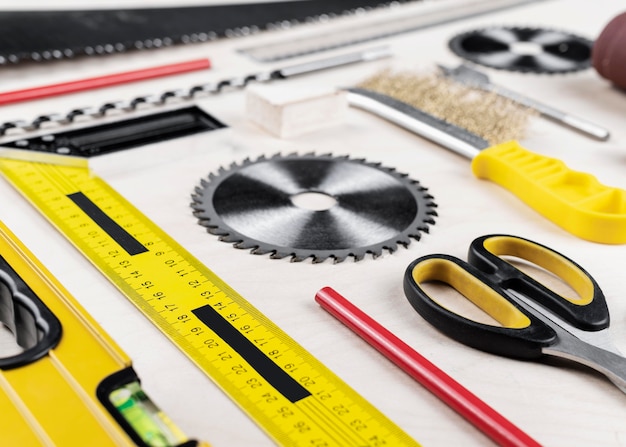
[191,153,437,263]
[448,26,593,74]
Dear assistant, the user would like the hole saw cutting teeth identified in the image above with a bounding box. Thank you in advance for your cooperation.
[191,153,437,263]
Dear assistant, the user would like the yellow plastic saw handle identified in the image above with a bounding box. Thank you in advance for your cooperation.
[471,141,626,244]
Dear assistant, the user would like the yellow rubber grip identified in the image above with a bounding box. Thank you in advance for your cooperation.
[471,141,626,244]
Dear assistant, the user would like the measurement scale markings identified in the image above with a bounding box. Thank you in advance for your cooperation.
[38,164,76,194]
[0,160,422,447]
[192,304,311,404]
[299,404,355,447]
[298,398,368,446]
[66,192,148,256]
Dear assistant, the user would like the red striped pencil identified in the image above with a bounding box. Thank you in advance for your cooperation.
[0,58,211,105]
[315,286,542,447]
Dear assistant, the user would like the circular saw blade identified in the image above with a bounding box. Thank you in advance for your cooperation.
[448,26,593,74]
[191,153,437,263]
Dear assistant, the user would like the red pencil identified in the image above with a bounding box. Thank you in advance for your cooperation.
[0,58,211,105]
[315,286,542,447]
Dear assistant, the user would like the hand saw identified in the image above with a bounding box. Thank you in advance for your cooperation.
[0,220,208,446]
[0,0,412,65]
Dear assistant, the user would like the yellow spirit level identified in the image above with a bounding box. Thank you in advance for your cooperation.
[0,219,208,446]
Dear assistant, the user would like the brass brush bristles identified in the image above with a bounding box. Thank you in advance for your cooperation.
[357,69,536,146]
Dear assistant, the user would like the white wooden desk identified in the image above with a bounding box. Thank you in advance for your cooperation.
[0,1,625,445]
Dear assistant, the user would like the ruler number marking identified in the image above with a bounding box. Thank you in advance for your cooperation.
[0,160,420,447]
[192,304,311,403]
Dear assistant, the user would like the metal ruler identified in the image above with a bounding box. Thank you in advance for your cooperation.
[0,158,420,447]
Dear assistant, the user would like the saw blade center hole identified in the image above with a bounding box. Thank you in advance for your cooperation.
[509,41,543,56]
[290,191,337,211]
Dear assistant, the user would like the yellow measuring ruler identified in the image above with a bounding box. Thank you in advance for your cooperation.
[0,158,420,447]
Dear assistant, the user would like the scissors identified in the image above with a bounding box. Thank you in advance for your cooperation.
[403,234,626,393]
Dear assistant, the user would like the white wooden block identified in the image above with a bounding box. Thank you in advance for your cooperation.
[246,84,347,138]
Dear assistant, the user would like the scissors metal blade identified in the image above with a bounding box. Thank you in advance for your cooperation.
[506,290,626,394]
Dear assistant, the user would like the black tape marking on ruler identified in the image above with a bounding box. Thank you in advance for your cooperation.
[0,158,423,447]
[192,305,311,403]
[67,192,148,256]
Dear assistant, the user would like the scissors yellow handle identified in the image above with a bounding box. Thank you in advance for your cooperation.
[403,235,626,393]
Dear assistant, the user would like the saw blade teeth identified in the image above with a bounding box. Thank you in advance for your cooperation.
[234,240,256,250]
[330,255,345,264]
[191,191,207,201]
[383,243,397,253]
[270,251,289,260]
[257,245,277,254]
[448,25,593,74]
[191,152,437,263]
[251,246,273,255]
[221,233,244,243]
[410,232,422,241]
[353,252,365,262]
[194,212,213,223]
[208,227,230,236]
[370,247,384,258]
[396,238,411,248]
[290,253,310,263]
